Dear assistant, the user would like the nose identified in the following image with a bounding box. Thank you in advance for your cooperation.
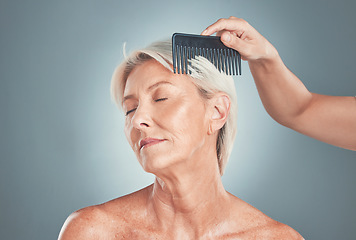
[131,106,151,130]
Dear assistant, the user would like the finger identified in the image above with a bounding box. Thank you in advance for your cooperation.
[220,31,250,57]
[216,30,237,37]
[201,17,248,36]
[216,30,225,37]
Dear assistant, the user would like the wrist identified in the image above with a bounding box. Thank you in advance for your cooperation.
[253,43,279,62]
[248,47,281,69]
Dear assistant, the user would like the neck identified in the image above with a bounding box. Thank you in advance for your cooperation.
[147,151,231,237]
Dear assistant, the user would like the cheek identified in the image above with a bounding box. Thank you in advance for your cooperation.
[158,99,207,141]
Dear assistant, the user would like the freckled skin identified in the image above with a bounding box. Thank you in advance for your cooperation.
[58,60,304,240]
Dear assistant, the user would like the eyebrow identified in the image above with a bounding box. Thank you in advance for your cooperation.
[122,81,174,104]
[147,81,173,91]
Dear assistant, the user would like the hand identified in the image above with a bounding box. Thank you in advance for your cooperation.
[201,16,278,62]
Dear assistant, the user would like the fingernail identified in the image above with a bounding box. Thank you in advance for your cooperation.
[202,30,208,35]
[222,33,231,42]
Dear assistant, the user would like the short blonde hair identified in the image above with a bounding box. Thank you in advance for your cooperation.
[110,40,237,175]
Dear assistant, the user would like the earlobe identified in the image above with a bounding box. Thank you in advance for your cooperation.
[208,94,231,135]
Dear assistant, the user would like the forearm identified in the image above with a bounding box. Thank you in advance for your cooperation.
[203,17,356,150]
[248,53,313,126]
[249,54,356,150]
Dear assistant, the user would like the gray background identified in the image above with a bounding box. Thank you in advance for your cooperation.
[1,0,355,239]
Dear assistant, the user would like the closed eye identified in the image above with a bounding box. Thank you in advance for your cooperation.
[125,108,136,116]
[155,98,168,102]
[125,98,167,115]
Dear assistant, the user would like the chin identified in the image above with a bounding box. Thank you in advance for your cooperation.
[138,150,186,175]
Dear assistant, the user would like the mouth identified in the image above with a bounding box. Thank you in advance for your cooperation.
[139,138,166,150]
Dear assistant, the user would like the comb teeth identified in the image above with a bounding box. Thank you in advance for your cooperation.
[172,33,241,76]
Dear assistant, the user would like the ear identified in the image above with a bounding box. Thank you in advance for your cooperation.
[208,93,231,135]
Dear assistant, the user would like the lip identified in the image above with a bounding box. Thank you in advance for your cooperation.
[139,138,166,150]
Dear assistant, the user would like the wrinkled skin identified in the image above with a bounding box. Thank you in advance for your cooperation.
[58,60,304,240]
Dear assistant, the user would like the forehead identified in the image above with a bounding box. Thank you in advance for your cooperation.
[123,60,195,95]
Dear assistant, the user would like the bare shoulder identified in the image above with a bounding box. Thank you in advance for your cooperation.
[58,185,152,240]
[228,195,304,239]
[57,205,110,240]
[253,221,304,240]
[234,214,303,240]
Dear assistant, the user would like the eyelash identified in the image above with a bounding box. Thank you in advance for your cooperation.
[125,98,168,116]
[125,108,137,116]
[155,97,168,102]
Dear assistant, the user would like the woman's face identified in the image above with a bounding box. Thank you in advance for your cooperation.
[122,60,211,173]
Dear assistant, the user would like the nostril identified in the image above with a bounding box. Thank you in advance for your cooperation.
[131,109,151,129]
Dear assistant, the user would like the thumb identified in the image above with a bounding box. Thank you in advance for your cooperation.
[221,31,248,55]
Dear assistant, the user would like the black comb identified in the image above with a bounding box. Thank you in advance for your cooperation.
[172,33,241,75]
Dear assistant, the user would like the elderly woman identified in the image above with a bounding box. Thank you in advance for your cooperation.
[58,39,303,239]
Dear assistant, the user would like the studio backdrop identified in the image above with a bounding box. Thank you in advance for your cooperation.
[1,0,355,239]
